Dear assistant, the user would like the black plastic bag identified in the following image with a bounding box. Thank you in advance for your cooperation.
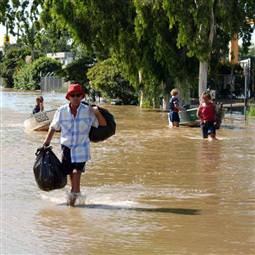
[89,106,116,142]
[33,146,67,191]
[81,102,116,142]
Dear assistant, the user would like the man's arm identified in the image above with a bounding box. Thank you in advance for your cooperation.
[93,107,107,126]
[43,128,55,146]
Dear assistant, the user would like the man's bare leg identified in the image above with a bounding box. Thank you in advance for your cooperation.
[172,121,179,127]
[208,133,217,141]
[68,169,81,206]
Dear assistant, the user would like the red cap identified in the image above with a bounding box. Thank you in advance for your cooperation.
[65,83,85,100]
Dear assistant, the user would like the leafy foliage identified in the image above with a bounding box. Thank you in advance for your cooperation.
[13,63,37,90]
[36,26,72,54]
[2,1,254,103]
[87,58,137,103]
[0,1,43,59]
[239,44,255,59]
[44,0,198,105]
[162,0,254,61]
[61,56,95,89]
[0,44,30,87]
[32,56,62,81]
[162,0,254,95]
[0,0,20,34]
[14,56,62,90]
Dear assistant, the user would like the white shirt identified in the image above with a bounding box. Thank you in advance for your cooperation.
[50,103,99,162]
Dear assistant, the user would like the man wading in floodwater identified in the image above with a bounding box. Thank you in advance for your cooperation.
[43,84,106,206]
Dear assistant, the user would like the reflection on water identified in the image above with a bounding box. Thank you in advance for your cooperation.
[1,90,255,255]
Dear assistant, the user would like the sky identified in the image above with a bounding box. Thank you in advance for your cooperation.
[0,23,255,47]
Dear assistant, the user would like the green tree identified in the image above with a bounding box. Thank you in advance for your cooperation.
[0,0,20,35]
[61,56,95,89]
[13,63,37,90]
[14,56,62,90]
[0,1,9,24]
[0,44,30,87]
[0,1,45,60]
[37,27,72,54]
[15,1,42,60]
[42,0,198,107]
[249,45,255,56]
[87,58,137,104]
[31,56,62,82]
[239,44,255,59]
[40,4,74,54]
[162,0,255,96]
[132,0,198,104]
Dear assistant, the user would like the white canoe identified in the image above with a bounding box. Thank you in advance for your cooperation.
[24,109,56,131]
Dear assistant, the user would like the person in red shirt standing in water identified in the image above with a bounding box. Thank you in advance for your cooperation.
[197,91,217,141]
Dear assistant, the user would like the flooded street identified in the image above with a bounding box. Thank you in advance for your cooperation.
[1,90,255,254]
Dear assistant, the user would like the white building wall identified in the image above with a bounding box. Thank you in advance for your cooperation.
[46,52,74,66]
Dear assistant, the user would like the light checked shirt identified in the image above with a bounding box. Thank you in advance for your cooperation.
[50,103,99,163]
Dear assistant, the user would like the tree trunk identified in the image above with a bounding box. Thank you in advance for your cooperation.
[138,70,144,107]
[198,0,215,98]
[229,33,239,64]
[139,89,144,107]
[163,94,170,110]
[199,61,208,96]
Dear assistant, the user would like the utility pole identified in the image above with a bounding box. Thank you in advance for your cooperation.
[244,65,248,120]
[229,33,239,65]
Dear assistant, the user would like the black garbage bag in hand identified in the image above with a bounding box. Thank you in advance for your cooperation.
[33,146,67,191]
[89,107,116,143]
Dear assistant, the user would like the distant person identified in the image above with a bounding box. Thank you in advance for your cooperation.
[197,91,217,141]
[168,88,181,127]
[43,83,106,206]
[33,96,44,114]
[39,96,44,111]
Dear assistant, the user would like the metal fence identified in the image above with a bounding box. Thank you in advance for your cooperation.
[208,73,255,99]
[40,76,68,92]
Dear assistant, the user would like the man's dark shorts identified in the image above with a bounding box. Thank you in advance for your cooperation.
[201,121,216,138]
[169,111,180,123]
[61,145,86,176]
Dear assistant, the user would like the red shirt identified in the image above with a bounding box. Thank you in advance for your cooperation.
[198,102,216,122]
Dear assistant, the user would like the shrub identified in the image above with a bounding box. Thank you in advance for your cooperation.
[0,45,30,87]
[61,57,95,88]
[14,64,37,90]
[14,57,62,90]
[87,58,137,104]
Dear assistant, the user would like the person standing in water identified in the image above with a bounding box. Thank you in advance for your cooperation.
[197,91,217,141]
[168,88,181,127]
[43,84,107,206]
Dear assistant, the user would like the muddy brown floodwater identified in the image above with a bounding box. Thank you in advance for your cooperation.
[1,89,255,254]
